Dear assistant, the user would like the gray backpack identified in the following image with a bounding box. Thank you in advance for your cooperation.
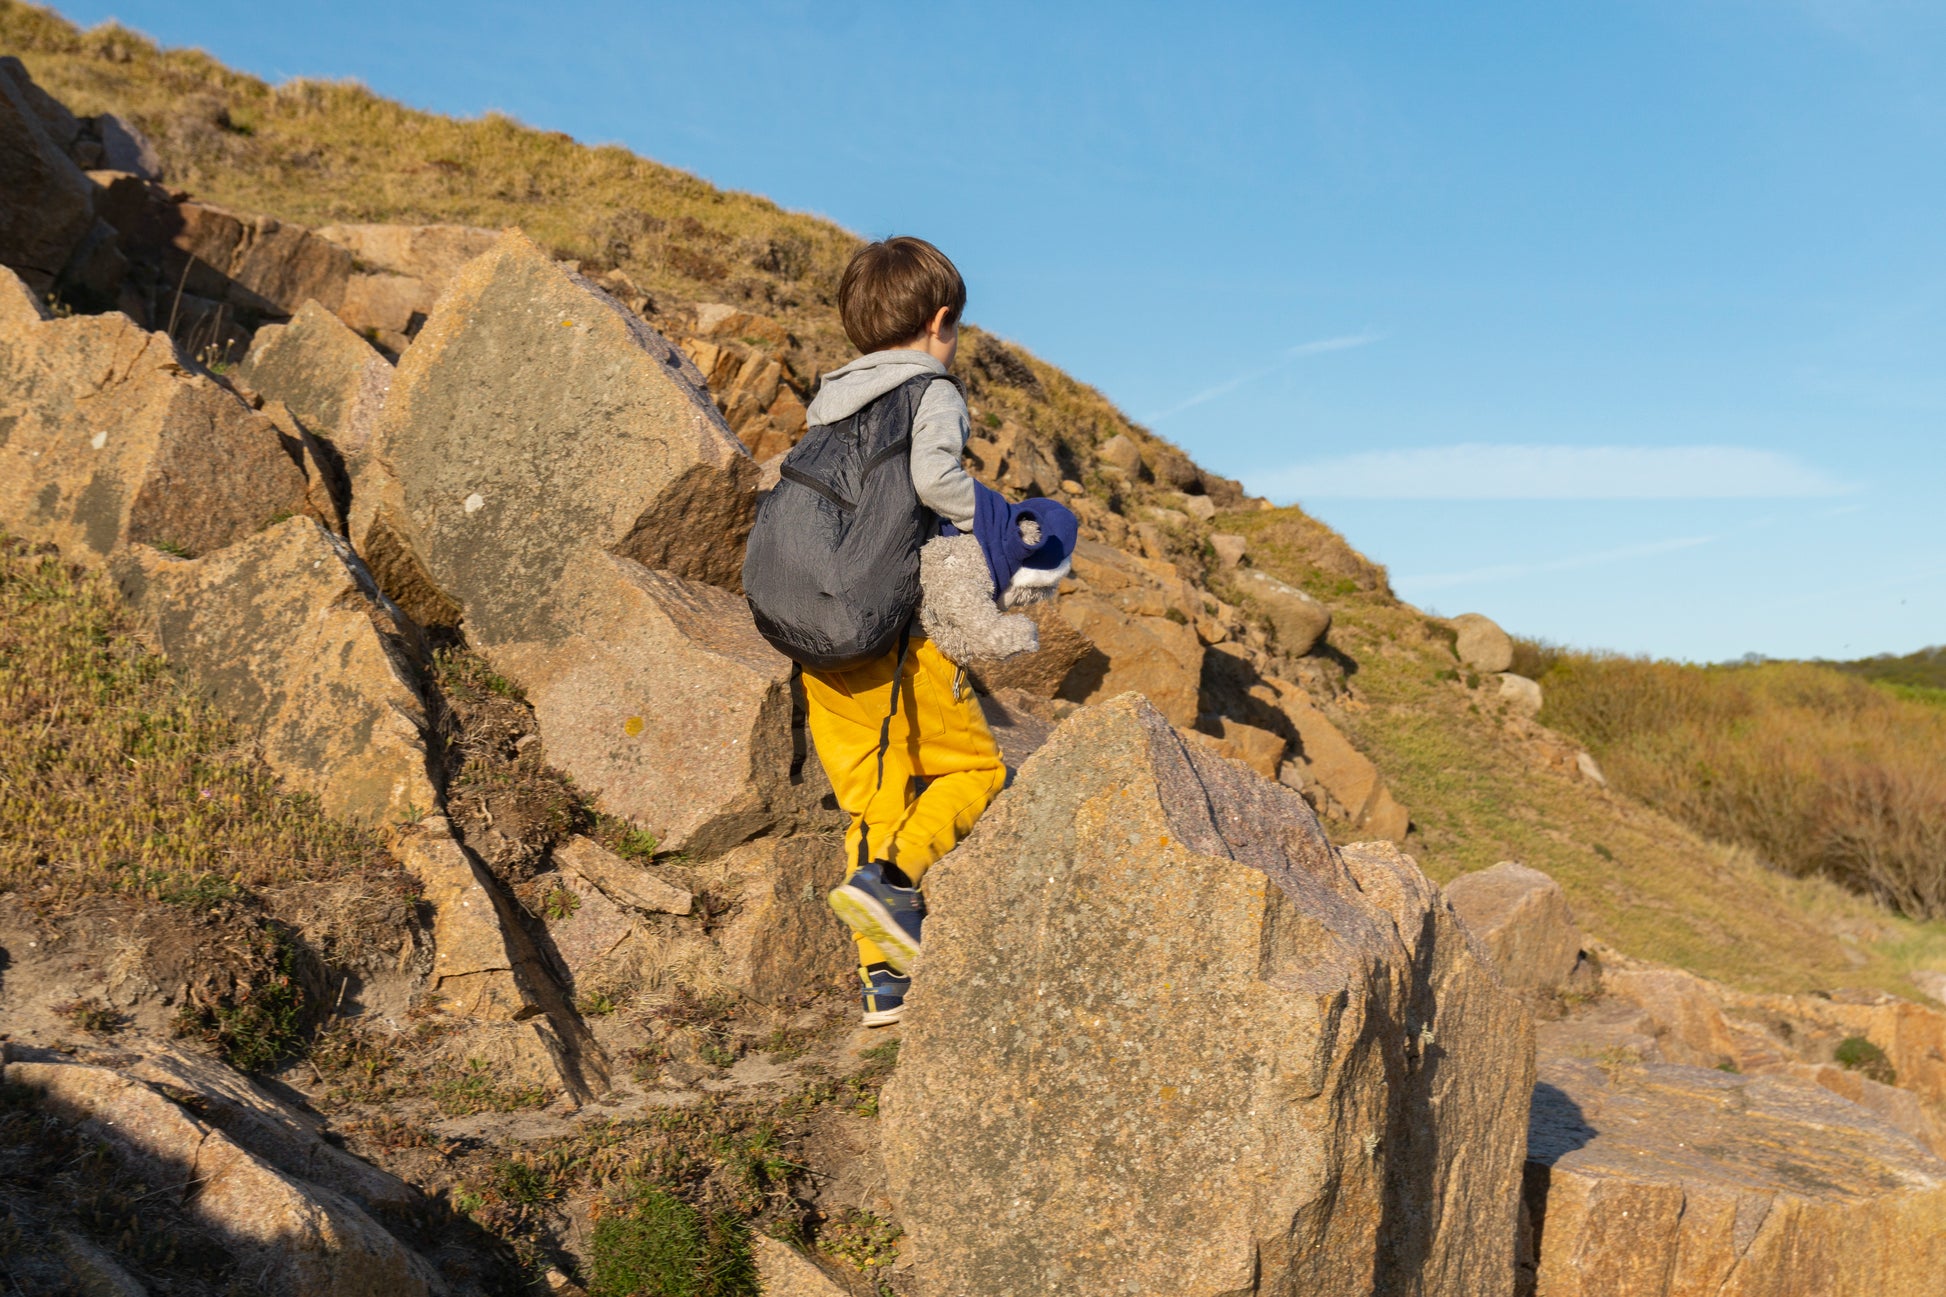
[742,373,955,672]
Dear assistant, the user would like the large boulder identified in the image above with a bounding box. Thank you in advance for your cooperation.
[314,222,500,354]
[162,201,353,318]
[489,550,794,856]
[0,269,312,563]
[1250,669,1411,841]
[1055,593,1203,724]
[360,228,758,633]
[1523,1057,1946,1296]
[1445,862,1582,997]
[0,58,94,292]
[1237,568,1332,656]
[1498,672,1544,718]
[4,1055,441,1297]
[235,299,393,460]
[354,231,778,852]
[112,517,439,826]
[1452,612,1515,673]
[881,694,1534,1297]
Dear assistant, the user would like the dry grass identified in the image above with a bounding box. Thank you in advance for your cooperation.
[0,536,401,913]
[1221,505,1946,995]
[0,529,421,1071]
[0,1,1209,515]
[1535,654,1946,918]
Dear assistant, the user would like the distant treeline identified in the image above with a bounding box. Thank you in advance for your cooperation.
[1512,642,1946,920]
[1828,645,1946,699]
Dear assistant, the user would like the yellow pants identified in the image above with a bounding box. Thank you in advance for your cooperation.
[803,636,1006,969]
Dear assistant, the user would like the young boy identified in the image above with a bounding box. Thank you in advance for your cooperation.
[801,237,1007,1026]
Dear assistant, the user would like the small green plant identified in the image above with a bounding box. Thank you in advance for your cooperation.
[151,539,191,557]
[589,1186,758,1297]
[616,826,660,861]
[982,411,1001,429]
[494,1157,558,1206]
[817,1209,902,1272]
[452,1187,485,1215]
[719,1123,801,1198]
[174,932,308,1072]
[1163,606,1189,626]
[579,990,621,1017]
[542,884,582,921]
[1592,843,1616,862]
[1835,1035,1896,1085]
[54,997,127,1034]
[429,1058,554,1115]
[699,1035,738,1070]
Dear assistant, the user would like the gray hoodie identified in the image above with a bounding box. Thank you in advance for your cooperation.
[804,349,976,531]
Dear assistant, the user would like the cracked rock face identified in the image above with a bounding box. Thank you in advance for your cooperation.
[1523,1057,1946,1297]
[0,269,311,564]
[360,227,757,638]
[880,693,1533,1297]
[112,515,438,827]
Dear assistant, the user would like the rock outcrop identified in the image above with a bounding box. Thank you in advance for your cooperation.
[0,56,95,292]
[3,1050,442,1297]
[489,550,794,855]
[361,227,757,625]
[1238,567,1333,656]
[313,222,500,355]
[235,299,394,462]
[881,694,1533,1297]
[111,516,439,826]
[354,230,786,852]
[1446,861,1583,997]
[1523,1057,1946,1297]
[1452,612,1515,674]
[0,268,311,563]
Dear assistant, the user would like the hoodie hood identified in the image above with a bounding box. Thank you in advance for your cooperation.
[806,349,949,425]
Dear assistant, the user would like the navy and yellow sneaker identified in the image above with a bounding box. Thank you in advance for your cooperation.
[828,860,925,974]
[859,963,911,1027]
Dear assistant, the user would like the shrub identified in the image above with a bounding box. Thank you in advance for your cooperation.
[589,1187,757,1297]
[1535,655,1946,918]
[1834,1035,1896,1085]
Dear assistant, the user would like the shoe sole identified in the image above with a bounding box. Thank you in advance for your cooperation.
[861,1004,905,1028]
[829,885,921,975]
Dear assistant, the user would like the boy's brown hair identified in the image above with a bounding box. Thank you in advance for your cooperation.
[838,237,966,354]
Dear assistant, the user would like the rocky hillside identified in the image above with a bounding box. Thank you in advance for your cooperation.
[4,10,1946,1296]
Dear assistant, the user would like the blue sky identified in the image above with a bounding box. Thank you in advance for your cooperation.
[49,1,1946,661]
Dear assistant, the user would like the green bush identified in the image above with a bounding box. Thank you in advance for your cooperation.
[1834,1035,1896,1085]
[589,1187,757,1297]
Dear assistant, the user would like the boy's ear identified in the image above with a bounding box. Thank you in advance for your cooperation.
[928,306,954,339]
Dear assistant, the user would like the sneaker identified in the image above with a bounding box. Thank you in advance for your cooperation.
[829,860,924,974]
[859,964,911,1027]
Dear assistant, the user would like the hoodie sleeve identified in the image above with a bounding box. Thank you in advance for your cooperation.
[910,378,978,531]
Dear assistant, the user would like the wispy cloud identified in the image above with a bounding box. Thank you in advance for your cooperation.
[1400,535,1719,594]
[1146,332,1380,422]
[1251,444,1859,501]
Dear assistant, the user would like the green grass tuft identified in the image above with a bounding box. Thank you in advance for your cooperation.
[589,1186,758,1297]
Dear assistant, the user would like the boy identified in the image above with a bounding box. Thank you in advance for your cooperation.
[801,237,1007,1026]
